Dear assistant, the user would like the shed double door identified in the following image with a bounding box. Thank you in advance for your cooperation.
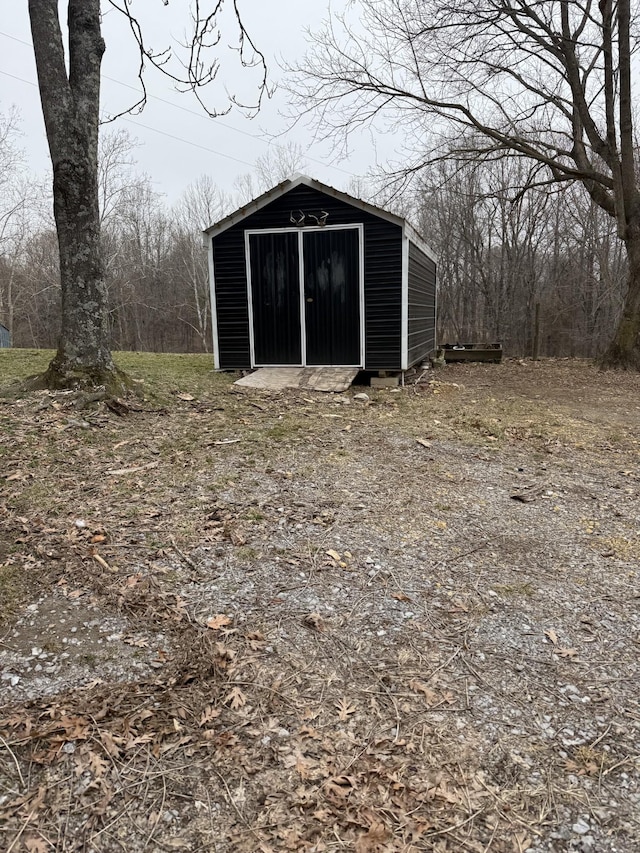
[248,228,361,367]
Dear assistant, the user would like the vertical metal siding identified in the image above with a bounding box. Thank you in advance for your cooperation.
[407,241,437,367]
[364,220,402,370]
[0,324,10,348]
[213,230,251,369]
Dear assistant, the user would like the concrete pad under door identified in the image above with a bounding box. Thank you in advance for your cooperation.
[234,367,359,393]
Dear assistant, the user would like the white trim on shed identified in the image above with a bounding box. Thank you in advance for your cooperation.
[203,175,437,265]
[244,223,366,369]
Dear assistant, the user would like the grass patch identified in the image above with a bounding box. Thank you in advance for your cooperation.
[0,349,54,392]
[0,349,231,402]
[0,563,28,625]
[113,351,230,401]
[597,536,640,561]
[494,581,536,597]
[266,419,305,440]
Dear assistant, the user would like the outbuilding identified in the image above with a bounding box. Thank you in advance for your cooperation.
[204,175,437,373]
[0,323,10,348]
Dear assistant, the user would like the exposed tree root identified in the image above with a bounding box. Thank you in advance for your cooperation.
[23,356,142,399]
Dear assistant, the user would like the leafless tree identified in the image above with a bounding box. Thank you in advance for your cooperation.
[27,0,267,390]
[234,142,309,204]
[289,0,640,368]
[171,176,232,351]
[417,153,625,357]
[0,108,46,341]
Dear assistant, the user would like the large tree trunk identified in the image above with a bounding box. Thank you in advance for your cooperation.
[600,228,640,369]
[45,143,116,386]
[28,0,129,392]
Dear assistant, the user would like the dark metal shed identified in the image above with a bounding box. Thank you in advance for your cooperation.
[203,175,437,372]
[0,323,10,348]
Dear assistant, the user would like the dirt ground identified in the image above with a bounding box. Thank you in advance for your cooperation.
[1,354,640,853]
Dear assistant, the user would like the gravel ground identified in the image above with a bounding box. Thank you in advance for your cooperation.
[1,358,639,852]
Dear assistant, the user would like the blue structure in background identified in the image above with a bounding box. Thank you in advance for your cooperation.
[0,323,11,348]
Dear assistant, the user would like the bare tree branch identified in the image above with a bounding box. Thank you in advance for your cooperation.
[103,0,271,122]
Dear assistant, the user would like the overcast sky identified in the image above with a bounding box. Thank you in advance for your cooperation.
[0,1,388,207]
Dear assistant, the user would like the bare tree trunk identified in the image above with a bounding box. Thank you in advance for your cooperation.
[28,0,128,391]
[601,229,640,368]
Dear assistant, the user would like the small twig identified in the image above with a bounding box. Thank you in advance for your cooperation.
[211,768,262,842]
[106,461,159,476]
[0,734,25,790]
[143,773,167,850]
[170,536,199,574]
[6,809,35,853]
[482,820,499,852]
[602,754,639,776]
[588,722,612,750]
[423,809,484,838]
[474,774,545,837]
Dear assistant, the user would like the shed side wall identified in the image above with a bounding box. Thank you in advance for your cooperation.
[407,241,437,367]
[212,185,402,370]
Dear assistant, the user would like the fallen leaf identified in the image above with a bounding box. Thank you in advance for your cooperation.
[206,614,232,630]
[100,730,121,758]
[545,628,559,646]
[513,831,532,852]
[312,808,332,821]
[225,686,246,710]
[355,818,390,853]
[245,630,265,650]
[176,392,195,401]
[323,775,355,799]
[392,592,413,603]
[303,612,324,631]
[416,438,432,448]
[409,679,439,706]
[558,647,579,659]
[25,838,49,853]
[335,698,357,721]
[326,549,341,562]
[199,706,221,726]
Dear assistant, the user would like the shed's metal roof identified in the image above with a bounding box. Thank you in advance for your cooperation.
[203,175,436,263]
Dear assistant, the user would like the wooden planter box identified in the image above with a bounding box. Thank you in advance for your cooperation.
[441,343,503,363]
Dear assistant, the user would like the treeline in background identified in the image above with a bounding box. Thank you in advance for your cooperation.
[0,116,626,359]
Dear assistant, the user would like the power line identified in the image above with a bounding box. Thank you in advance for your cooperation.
[0,67,255,168]
[0,28,357,179]
[119,116,258,168]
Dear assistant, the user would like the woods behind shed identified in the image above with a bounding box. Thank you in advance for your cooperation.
[204,176,437,372]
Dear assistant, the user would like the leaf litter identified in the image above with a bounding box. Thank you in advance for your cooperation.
[1,358,640,851]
